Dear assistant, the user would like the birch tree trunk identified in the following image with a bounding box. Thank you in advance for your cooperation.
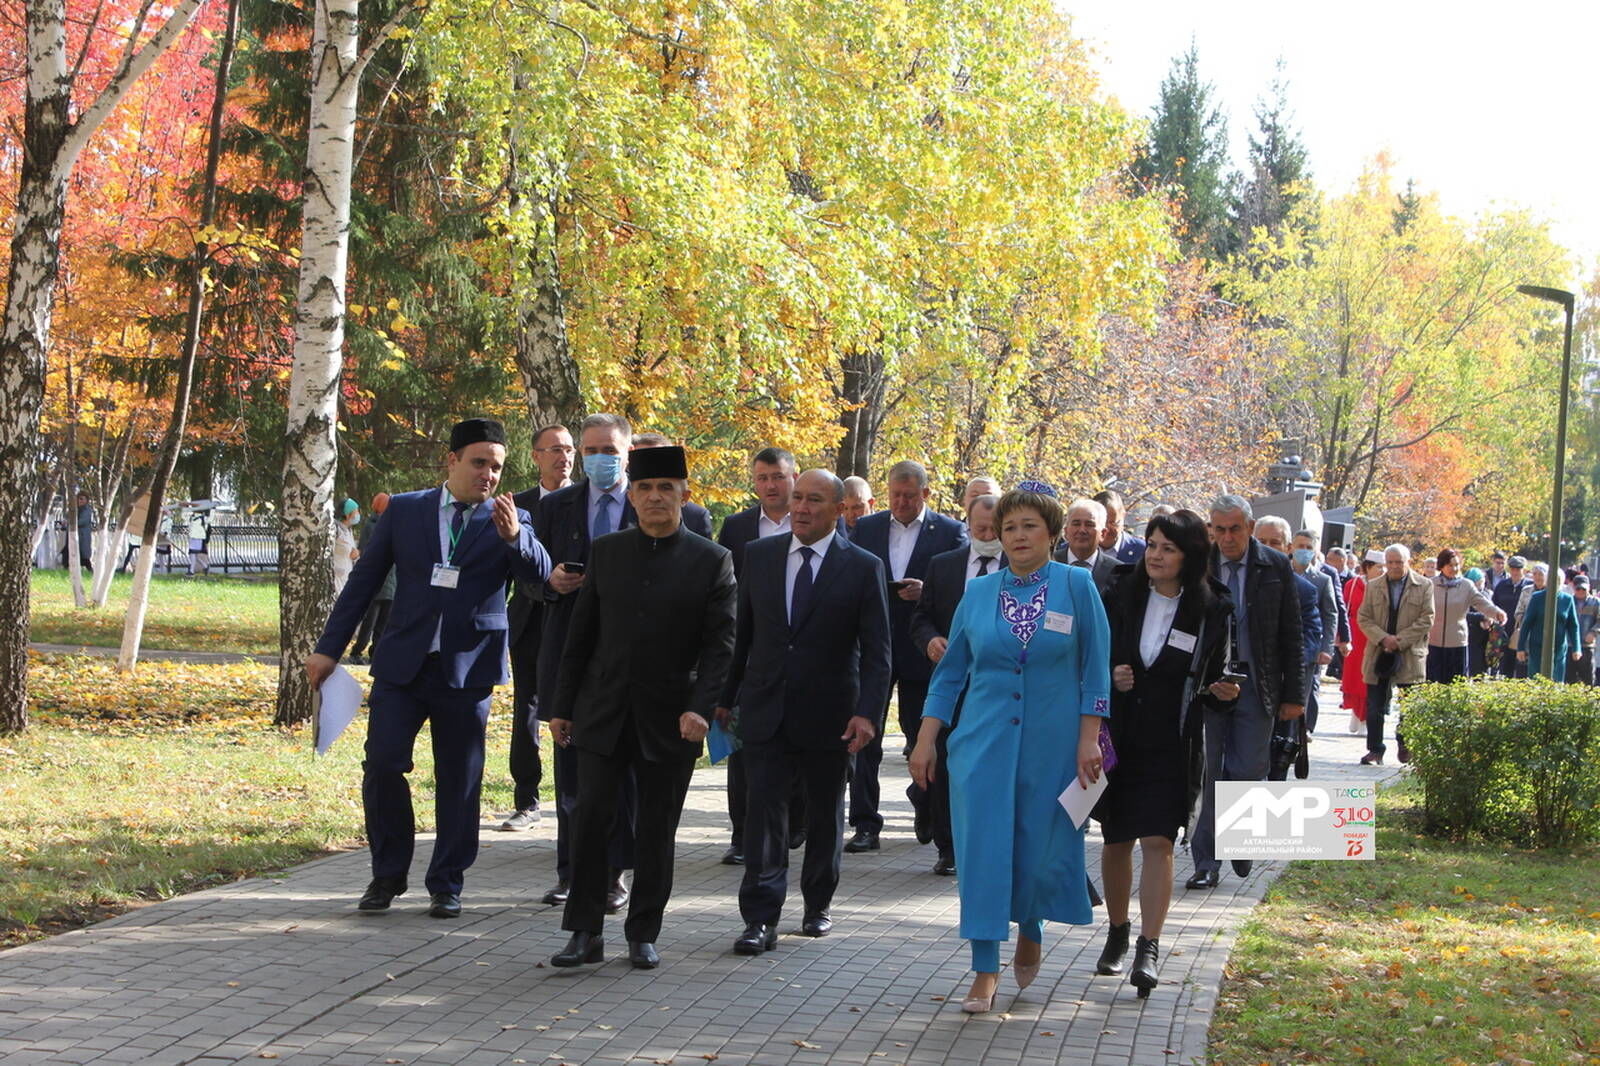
[119,0,240,671]
[513,268,582,431]
[0,0,208,734]
[276,0,415,725]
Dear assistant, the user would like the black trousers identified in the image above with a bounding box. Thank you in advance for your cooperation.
[726,732,805,848]
[851,674,925,831]
[1365,680,1415,757]
[563,730,694,942]
[739,738,849,925]
[552,733,634,882]
[363,657,491,895]
[929,722,954,856]
[351,598,392,657]
[507,637,542,811]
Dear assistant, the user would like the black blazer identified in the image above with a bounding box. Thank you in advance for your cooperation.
[508,483,562,650]
[909,546,990,655]
[553,526,736,762]
[1102,571,1233,816]
[721,534,892,750]
[849,508,968,681]
[1207,539,1305,713]
[533,481,638,715]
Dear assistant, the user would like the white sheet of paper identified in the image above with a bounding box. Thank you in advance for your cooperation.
[314,666,363,756]
[1058,772,1110,829]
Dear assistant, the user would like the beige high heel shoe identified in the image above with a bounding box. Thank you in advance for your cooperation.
[1013,942,1042,990]
[961,975,998,1013]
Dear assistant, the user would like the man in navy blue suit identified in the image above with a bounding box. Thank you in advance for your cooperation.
[843,460,968,851]
[533,413,639,911]
[307,418,551,918]
[715,446,800,865]
[718,469,891,951]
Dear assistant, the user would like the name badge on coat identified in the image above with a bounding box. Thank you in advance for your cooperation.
[1044,611,1073,634]
[431,564,461,588]
[1168,630,1198,653]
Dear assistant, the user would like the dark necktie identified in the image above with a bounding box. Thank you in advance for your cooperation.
[593,492,615,538]
[1072,559,1089,568]
[1226,561,1244,623]
[791,546,816,626]
[449,501,470,560]
[977,555,993,576]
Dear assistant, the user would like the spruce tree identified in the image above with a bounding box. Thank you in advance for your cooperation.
[1228,61,1313,256]
[1136,42,1231,260]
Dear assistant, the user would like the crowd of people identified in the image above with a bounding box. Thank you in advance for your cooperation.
[304,415,1576,1014]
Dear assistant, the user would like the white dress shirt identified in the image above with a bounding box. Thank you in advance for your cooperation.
[786,530,836,622]
[887,505,927,580]
[967,547,1001,583]
[759,510,792,539]
[1139,588,1183,668]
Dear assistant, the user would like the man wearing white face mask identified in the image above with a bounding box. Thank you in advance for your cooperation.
[908,493,1002,874]
[533,413,638,913]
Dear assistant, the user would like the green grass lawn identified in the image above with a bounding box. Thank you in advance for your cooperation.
[1,653,550,947]
[1208,777,1600,1066]
[29,570,281,654]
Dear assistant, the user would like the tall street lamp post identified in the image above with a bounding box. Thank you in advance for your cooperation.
[1517,284,1575,679]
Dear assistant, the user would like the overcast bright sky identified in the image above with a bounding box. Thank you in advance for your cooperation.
[1068,2,1596,285]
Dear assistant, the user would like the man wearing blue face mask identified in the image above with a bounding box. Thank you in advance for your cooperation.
[533,412,639,913]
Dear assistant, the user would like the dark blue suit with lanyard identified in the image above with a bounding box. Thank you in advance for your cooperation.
[315,485,550,896]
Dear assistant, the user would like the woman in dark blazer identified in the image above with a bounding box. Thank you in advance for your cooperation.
[1093,509,1235,997]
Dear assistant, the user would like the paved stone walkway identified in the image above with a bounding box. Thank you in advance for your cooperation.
[1,690,1401,1066]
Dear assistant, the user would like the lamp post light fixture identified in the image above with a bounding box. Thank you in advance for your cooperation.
[1518,284,1576,679]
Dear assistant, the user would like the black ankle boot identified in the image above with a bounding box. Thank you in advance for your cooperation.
[1130,935,1159,997]
[1095,921,1131,975]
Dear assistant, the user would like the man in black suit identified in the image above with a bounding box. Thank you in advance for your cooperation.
[907,493,1001,874]
[533,412,637,910]
[1054,496,1119,594]
[715,446,800,865]
[841,476,875,533]
[844,460,968,850]
[718,469,891,952]
[502,424,574,831]
[1189,494,1305,889]
[548,446,737,970]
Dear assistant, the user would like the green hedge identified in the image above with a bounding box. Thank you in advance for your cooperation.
[1403,679,1600,847]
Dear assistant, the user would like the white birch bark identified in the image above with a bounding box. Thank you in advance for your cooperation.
[276,0,414,725]
[0,0,208,734]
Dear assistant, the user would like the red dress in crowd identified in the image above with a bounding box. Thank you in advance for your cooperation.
[1340,574,1367,721]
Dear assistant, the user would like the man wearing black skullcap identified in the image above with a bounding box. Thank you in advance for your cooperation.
[548,445,737,970]
[306,417,552,918]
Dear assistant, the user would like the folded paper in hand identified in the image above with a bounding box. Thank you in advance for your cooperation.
[1059,773,1109,830]
[313,666,363,756]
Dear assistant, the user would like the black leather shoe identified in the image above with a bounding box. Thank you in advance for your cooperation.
[788,829,806,850]
[551,931,603,967]
[628,941,660,969]
[843,829,880,853]
[1095,921,1131,975]
[358,877,406,911]
[933,854,956,876]
[1359,750,1383,766]
[800,911,832,937]
[541,880,570,906]
[721,844,744,866]
[913,805,932,846]
[1231,859,1253,878]
[1185,869,1220,890]
[1130,935,1160,998]
[733,922,777,955]
[606,872,630,915]
[427,892,461,918]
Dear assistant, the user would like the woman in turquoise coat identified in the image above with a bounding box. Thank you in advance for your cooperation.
[911,482,1111,1014]
[1518,574,1581,680]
